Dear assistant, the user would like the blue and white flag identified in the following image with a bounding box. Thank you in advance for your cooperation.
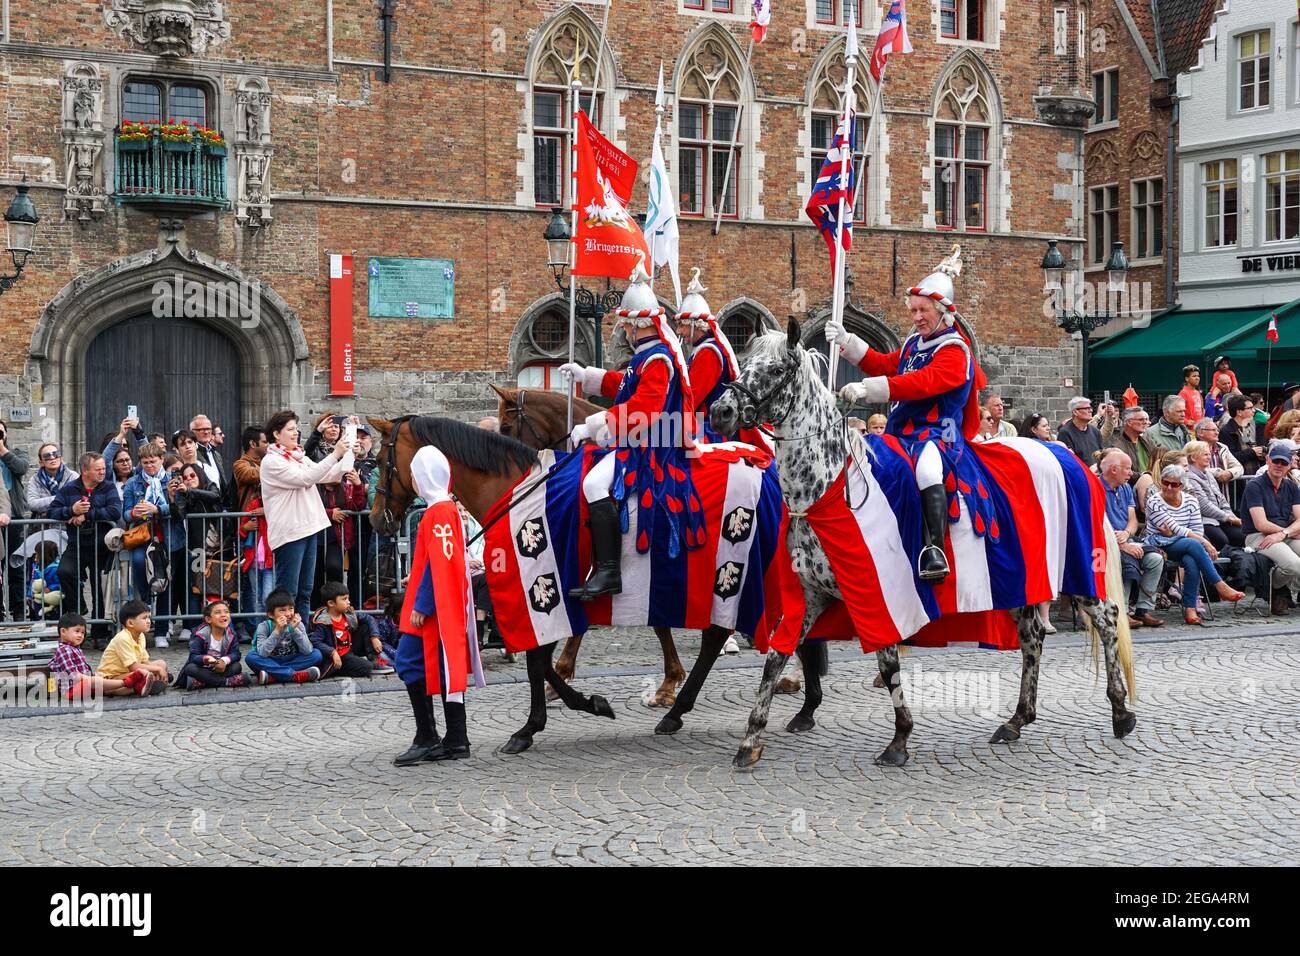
[645,63,682,308]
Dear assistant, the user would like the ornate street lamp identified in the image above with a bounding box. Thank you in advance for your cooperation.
[1,180,39,296]
[542,206,621,369]
[1041,239,1130,398]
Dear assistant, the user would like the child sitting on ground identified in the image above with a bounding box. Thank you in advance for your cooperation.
[177,600,250,690]
[245,589,322,685]
[97,600,171,688]
[48,612,161,699]
[309,581,395,678]
[374,591,403,664]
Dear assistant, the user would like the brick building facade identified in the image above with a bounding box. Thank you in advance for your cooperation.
[1,0,1100,455]
[1081,0,1217,345]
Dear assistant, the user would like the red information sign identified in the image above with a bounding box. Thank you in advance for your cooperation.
[329,253,355,396]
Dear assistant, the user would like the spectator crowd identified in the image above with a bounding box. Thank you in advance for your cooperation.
[1,408,507,700]
[970,355,1300,621]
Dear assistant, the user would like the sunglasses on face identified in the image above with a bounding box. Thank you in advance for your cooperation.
[39,451,61,461]
[1161,480,1183,488]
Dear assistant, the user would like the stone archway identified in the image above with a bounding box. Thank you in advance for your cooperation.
[30,243,310,451]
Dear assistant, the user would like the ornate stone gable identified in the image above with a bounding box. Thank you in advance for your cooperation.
[102,0,232,58]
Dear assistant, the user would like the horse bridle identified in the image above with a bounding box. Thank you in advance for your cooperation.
[375,414,417,530]
[505,389,567,452]
[723,357,801,431]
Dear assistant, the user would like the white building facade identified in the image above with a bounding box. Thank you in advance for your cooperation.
[1177,0,1300,309]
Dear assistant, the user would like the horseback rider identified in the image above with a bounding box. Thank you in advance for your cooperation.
[676,267,773,453]
[826,245,988,584]
[675,268,740,441]
[560,263,703,602]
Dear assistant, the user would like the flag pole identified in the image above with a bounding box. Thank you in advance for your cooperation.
[712,35,755,236]
[650,62,664,297]
[566,45,582,441]
[587,0,613,127]
[829,6,860,391]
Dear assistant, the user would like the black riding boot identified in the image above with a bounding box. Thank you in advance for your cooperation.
[393,680,443,766]
[432,700,471,761]
[568,497,623,601]
[918,485,952,583]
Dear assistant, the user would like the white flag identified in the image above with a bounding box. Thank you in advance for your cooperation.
[646,113,682,307]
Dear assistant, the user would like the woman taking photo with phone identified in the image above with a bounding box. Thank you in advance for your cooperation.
[260,410,360,619]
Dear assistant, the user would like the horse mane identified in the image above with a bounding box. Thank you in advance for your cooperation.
[745,330,832,394]
[406,416,539,476]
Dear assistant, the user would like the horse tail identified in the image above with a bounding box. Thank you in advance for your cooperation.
[1089,518,1136,700]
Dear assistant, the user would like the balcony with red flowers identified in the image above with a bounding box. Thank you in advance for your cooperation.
[114,120,229,211]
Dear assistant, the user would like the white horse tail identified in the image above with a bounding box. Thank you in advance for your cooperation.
[1085,518,1136,700]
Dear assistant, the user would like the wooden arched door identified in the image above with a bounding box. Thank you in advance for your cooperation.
[84,316,243,452]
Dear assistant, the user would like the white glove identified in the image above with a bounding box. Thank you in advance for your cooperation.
[839,377,890,405]
[570,423,591,444]
[824,317,868,364]
[824,317,850,346]
[559,362,606,394]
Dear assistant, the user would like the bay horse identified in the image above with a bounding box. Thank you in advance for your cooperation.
[489,385,688,708]
[369,415,615,754]
[367,415,738,752]
[709,322,1136,769]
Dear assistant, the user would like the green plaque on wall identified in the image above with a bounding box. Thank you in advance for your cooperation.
[366,257,455,319]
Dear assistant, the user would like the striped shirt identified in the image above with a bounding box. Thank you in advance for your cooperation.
[1143,489,1205,541]
[49,642,92,696]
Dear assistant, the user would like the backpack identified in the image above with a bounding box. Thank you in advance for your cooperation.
[144,537,171,595]
[1222,545,1273,594]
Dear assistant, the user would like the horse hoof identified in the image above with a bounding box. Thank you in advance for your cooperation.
[646,691,677,709]
[590,695,616,720]
[989,723,1020,744]
[872,673,886,688]
[544,686,560,703]
[654,715,683,736]
[785,713,816,734]
[1113,712,1137,739]
[874,747,909,767]
[732,743,764,769]
[499,735,533,755]
[775,678,801,696]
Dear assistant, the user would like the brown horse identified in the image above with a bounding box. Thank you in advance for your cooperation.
[490,384,688,708]
[368,415,616,754]
[368,414,737,752]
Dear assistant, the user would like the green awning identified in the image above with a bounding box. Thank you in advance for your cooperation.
[1089,297,1300,397]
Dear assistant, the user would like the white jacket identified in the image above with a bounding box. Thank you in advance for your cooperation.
[259,451,345,551]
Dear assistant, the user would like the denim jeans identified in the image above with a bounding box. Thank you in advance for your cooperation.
[246,566,276,615]
[1163,537,1222,609]
[274,534,319,620]
[244,649,323,681]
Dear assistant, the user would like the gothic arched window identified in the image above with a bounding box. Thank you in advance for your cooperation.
[933,58,997,232]
[676,30,748,219]
[808,40,874,223]
[529,11,610,208]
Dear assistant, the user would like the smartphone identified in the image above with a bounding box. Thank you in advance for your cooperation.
[126,404,138,420]
[331,415,346,425]
[1103,390,1111,407]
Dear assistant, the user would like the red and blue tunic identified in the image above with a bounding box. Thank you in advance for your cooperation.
[591,340,705,556]
[855,326,999,540]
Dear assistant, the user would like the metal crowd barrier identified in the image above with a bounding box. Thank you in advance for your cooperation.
[1,509,427,637]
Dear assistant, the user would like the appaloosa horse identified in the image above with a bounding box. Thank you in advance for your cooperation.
[490,385,688,708]
[368,415,745,753]
[709,321,1136,769]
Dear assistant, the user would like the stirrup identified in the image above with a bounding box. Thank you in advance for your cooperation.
[918,545,950,581]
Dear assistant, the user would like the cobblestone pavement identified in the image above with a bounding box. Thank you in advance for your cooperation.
[1,629,1296,865]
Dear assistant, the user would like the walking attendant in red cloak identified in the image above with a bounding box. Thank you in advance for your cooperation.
[392,445,485,766]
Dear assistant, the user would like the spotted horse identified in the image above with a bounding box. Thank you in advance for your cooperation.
[709,319,1136,769]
